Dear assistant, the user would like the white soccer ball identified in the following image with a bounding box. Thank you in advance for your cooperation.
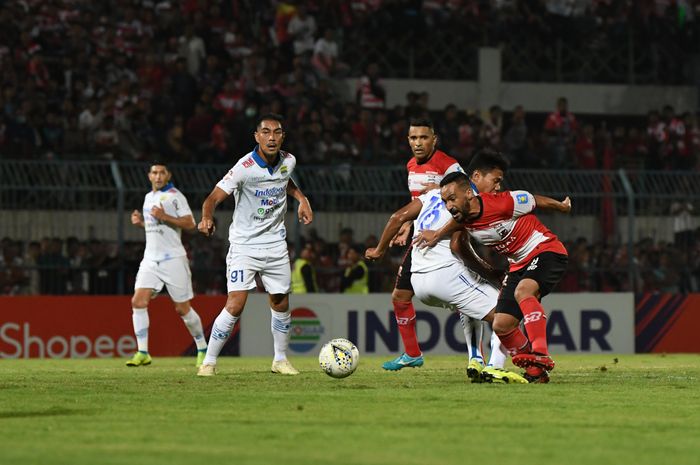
[318,338,360,378]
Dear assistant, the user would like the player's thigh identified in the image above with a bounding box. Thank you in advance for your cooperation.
[393,246,414,294]
[159,256,195,303]
[495,269,524,320]
[226,245,260,292]
[521,252,569,299]
[410,271,449,310]
[134,259,164,294]
[448,266,499,320]
[258,242,292,295]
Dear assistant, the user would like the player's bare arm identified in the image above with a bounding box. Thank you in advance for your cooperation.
[199,186,229,236]
[390,221,412,247]
[413,216,462,249]
[287,179,313,224]
[365,199,422,261]
[451,231,504,286]
[150,205,196,231]
[131,210,145,228]
[534,194,572,213]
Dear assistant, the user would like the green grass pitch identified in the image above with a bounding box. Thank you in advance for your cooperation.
[1,354,699,465]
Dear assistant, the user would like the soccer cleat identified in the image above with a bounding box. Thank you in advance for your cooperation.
[197,364,217,377]
[480,366,529,384]
[271,359,300,375]
[466,358,485,383]
[196,350,206,367]
[511,353,555,371]
[125,352,152,367]
[382,353,424,371]
[523,366,550,384]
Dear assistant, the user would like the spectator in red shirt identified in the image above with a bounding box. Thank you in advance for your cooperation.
[544,96,578,168]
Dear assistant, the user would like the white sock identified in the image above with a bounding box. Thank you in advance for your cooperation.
[181,307,207,351]
[132,307,149,353]
[460,314,483,361]
[270,308,291,362]
[203,309,238,366]
[487,328,507,369]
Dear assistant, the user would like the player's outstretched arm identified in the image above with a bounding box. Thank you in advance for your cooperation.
[414,216,462,249]
[365,199,422,261]
[287,179,313,224]
[199,186,229,236]
[534,194,572,213]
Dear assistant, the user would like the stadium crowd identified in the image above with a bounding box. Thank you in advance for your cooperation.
[1,0,699,170]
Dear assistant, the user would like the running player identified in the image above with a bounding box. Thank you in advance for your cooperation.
[365,184,526,384]
[382,118,477,372]
[126,162,207,367]
[196,113,313,376]
[439,169,571,383]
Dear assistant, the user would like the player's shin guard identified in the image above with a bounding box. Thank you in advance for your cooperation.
[519,297,549,355]
[497,327,531,356]
[203,309,238,366]
[459,314,484,362]
[132,307,149,353]
[487,329,507,369]
[270,308,291,362]
[393,300,421,357]
[181,308,207,350]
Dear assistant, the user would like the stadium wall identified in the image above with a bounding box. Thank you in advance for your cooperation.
[0,210,689,244]
[1,293,653,359]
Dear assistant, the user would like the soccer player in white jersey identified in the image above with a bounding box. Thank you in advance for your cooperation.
[126,162,207,367]
[365,184,527,383]
[196,113,313,377]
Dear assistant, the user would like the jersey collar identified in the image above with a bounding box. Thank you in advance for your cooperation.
[252,146,282,175]
[158,182,174,192]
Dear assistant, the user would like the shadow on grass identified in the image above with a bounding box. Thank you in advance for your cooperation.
[0,407,94,419]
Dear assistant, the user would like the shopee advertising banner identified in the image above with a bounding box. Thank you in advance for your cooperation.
[0,296,235,359]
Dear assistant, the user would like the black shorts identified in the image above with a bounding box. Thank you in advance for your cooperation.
[495,252,568,319]
[394,246,414,291]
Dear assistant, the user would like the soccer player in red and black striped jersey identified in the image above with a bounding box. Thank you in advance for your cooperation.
[383,118,496,373]
[439,167,571,383]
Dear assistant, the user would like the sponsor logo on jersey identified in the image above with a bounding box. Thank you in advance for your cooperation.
[254,186,286,197]
[516,194,528,204]
[260,198,280,206]
[289,307,324,352]
[242,158,254,168]
[526,257,539,271]
[280,165,288,175]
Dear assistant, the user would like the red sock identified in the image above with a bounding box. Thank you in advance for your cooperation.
[497,327,531,356]
[520,296,549,355]
[393,301,421,357]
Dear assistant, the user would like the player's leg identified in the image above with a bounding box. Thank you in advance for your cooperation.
[163,256,207,366]
[475,309,527,384]
[258,242,299,375]
[459,314,485,379]
[126,287,154,366]
[383,248,423,370]
[198,290,247,376]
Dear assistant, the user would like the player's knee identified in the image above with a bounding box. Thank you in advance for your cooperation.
[131,295,148,308]
[514,281,539,303]
[173,302,190,315]
[391,288,412,303]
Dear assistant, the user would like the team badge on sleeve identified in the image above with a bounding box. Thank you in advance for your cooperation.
[516,194,529,204]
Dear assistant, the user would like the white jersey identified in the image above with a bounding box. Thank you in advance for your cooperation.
[217,147,296,246]
[411,189,460,273]
[142,183,192,262]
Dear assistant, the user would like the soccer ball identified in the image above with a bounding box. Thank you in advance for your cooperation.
[318,338,359,378]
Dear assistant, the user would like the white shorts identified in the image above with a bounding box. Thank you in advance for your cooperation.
[226,242,291,294]
[134,255,194,303]
[411,262,498,320]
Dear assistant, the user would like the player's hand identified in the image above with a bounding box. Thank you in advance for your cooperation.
[413,229,440,249]
[365,247,384,261]
[390,222,412,247]
[561,196,572,213]
[130,210,144,226]
[150,204,166,221]
[298,199,313,224]
[198,217,215,236]
[419,182,440,194]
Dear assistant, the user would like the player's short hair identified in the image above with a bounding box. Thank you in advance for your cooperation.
[149,160,169,172]
[466,149,509,176]
[440,171,469,188]
[256,113,285,130]
[409,117,434,131]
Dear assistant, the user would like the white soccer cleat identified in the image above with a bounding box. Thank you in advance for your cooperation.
[197,364,217,377]
[271,359,299,375]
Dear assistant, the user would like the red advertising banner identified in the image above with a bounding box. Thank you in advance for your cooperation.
[636,293,700,353]
[0,296,235,359]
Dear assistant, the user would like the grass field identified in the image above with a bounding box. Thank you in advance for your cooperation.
[1,354,699,465]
